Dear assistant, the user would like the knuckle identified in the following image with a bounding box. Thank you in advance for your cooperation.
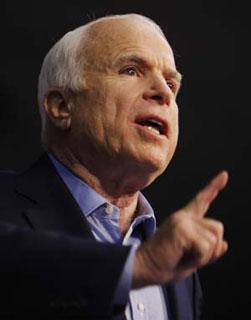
[201,240,212,253]
[169,211,185,229]
[214,221,224,237]
[206,218,224,237]
[194,239,210,258]
[217,221,224,233]
[209,234,218,247]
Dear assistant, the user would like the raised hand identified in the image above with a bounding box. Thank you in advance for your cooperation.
[133,171,229,288]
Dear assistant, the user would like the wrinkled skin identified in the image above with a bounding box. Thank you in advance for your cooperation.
[68,17,181,194]
[43,15,229,287]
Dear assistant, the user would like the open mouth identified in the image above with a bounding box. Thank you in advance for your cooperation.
[136,118,167,136]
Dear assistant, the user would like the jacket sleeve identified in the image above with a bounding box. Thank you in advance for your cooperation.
[0,220,130,319]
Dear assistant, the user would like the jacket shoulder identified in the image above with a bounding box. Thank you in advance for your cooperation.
[0,170,17,198]
[0,170,17,183]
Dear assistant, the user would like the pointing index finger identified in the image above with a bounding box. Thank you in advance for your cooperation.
[184,171,229,218]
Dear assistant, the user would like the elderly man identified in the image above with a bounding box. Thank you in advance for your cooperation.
[0,14,228,319]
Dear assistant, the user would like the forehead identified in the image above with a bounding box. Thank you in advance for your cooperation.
[83,18,176,70]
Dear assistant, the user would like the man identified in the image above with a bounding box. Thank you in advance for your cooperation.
[0,14,228,319]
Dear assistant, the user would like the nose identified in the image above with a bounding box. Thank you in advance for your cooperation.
[143,74,171,106]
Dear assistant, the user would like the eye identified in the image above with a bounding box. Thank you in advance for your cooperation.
[121,66,138,76]
[166,80,176,92]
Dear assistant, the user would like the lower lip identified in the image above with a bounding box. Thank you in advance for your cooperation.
[133,123,168,141]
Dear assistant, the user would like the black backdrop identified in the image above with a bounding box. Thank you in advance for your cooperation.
[0,1,250,319]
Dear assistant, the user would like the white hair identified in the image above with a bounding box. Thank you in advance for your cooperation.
[38,14,166,142]
[37,26,87,127]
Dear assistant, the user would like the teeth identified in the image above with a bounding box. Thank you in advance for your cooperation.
[147,126,160,134]
[137,118,164,135]
[148,119,163,127]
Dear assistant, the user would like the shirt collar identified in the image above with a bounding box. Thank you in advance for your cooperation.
[48,153,156,234]
[48,153,106,215]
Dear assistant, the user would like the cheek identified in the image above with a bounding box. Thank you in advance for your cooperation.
[75,77,142,142]
[71,94,106,143]
[105,86,138,128]
[166,106,179,157]
[172,105,179,135]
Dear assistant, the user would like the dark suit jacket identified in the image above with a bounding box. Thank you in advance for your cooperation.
[0,153,203,319]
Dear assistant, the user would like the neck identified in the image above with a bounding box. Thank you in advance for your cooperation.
[50,148,144,234]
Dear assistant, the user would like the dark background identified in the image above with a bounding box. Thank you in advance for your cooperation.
[0,1,250,319]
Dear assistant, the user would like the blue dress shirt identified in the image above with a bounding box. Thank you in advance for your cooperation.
[49,154,168,320]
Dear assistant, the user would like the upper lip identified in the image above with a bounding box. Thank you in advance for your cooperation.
[134,114,169,136]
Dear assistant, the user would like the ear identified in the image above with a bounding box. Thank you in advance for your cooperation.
[43,90,72,130]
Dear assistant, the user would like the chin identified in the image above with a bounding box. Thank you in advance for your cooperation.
[135,153,171,179]
[146,147,173,168]
[138,140,176,170]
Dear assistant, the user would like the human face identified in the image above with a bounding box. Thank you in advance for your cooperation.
[70,18,181,180]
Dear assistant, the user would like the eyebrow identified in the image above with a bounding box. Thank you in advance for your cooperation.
[115,54,183,83]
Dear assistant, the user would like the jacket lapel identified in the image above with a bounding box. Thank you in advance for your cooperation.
[14,153,200,320]
[15,153,94,239]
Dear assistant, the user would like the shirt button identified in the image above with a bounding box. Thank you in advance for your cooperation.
[137,302,145,313]
[105,203,113,214]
